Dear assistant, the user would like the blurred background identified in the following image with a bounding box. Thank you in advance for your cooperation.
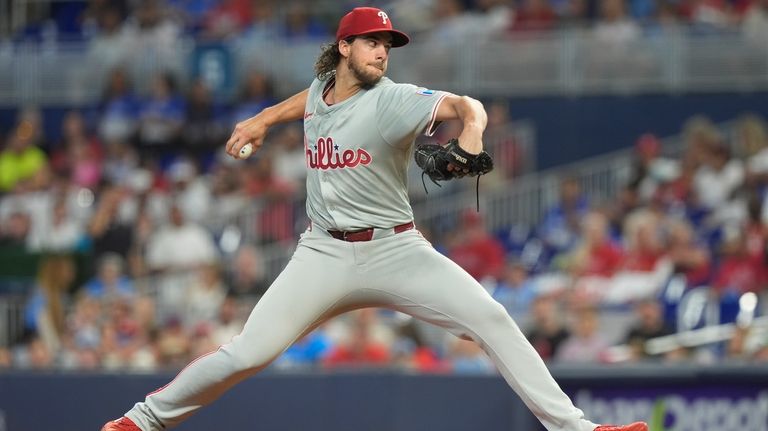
[0,0,767,430]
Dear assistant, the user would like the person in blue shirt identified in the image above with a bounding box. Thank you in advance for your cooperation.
[83,253,136,302]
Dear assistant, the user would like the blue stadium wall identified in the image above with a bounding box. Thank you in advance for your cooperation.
[2,92,767,169]
[1,366,767,431]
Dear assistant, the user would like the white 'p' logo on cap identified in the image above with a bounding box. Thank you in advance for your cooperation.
[378,10,389,25]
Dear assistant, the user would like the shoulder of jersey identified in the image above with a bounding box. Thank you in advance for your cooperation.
[374,79,424,95]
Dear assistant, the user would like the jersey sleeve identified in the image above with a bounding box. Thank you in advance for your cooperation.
[376,84,449,147]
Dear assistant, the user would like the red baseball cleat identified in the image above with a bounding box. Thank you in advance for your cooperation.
[594,422,649,431]
[101,416,141,431]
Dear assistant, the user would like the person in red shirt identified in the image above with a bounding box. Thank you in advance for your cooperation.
[510,0,558,32]
[562,211,625,278]
[323,310,391,368]
[664,218,711,287]
[713,226,764,296]
[621,211,665,272]
[448,210,506,282]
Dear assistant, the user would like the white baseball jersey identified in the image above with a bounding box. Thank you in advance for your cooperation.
[303,75,446,231]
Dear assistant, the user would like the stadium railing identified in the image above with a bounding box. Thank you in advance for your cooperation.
[0,27,767,104]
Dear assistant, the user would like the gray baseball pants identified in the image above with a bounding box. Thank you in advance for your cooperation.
[125,227,597,431]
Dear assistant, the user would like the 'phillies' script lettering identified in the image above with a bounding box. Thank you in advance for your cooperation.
[306,137,372,170]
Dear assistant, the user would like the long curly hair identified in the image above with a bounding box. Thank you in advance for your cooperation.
[314,38,355,80]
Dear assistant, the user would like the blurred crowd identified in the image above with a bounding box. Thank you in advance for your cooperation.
[0,56,534,372]
[0,0,767,374]
[6,0,768,45]
[1,79,767,371]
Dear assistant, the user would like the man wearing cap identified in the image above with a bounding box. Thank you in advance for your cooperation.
[103,7,646,431]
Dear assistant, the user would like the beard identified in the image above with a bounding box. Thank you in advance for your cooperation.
[347,53,385,89]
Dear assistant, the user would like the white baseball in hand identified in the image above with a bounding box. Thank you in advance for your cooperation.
[239,143,253,159]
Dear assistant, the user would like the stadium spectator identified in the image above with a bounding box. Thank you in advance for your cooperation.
[390,320,449,373]
[87,5,131,75]
[270,124,308,188]
[23,255,77,352]
[145,202,218,322]
[50,110,104,189]
[0,212,32,251]
[103,141,140,186]
[683,0,735,31]
[282,3,328,40]
[491,259,539,313]
[64,295,104,367]
[0,122,48,193]
[58,295,102,370]
[744,195,768,283]
[187,323,221,360]
[448,211,507,283]
[210,294,246,346]
[593,0,641,49]
[664,218,712,287]
[525,295,571,361]
[742,0,768,45]
[121,0,183,79]
[241,154,297,243]
[323,310,393,369]
[207,161,248,230]
[711,226,764,297]
[681,116,719,171]
[481,100,529,179]
[231,70,277,124]
[623,298,676,361]
[88,185,136,261]
[182,263,227,330]
[427,0,483,45]
[167,158,212,224]
[511,0,559,31]
[199,0,252,40]
[83,253,136,304]
[227,244,269,297]
[538,176,589,255]
[693,142,745,213]
[621,209,665,272]
[29,196,83,252]
[449,338,496,373]
[97,67,140,146]
[628,0,660,21]
[14,336,55,369]
[655,154,702,219]
[182,78,227,154]
[235,0,280,46]
[627,133,680,203]
[274,327,334,369]
[556,306,610,363]
[154,317,191,369]
[735,114,768,188]
[0,347,11,368]
[101,298,154,370]
[559,211,624,278]
[137,72,186,152]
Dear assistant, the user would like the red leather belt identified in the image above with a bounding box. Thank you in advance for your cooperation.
[327,221,415,242]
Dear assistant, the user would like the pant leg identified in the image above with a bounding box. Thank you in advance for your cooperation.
[126,231,359,431]
[361,230,597,431]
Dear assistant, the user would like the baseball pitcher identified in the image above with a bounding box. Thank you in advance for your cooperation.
[103,7,647,431]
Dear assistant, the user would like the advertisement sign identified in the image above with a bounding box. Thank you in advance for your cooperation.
[571,387,768,431]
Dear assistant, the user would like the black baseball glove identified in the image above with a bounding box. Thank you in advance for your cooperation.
[414,138,494,185]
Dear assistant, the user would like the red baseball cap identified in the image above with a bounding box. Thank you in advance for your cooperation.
[336,7,410,48]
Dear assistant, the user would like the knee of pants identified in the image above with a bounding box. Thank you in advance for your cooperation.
[472,301,518,336]
[223,334,285,373]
